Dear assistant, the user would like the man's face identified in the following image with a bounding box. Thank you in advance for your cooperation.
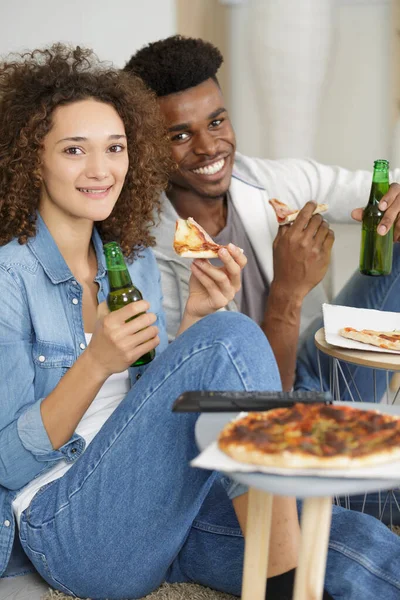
[158,78,236,200]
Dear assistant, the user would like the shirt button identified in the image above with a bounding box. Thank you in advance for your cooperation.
[72,280,78,286]
[38,355,46,363]
[71,448,77,454]
[136,373,142,381]
[4,520,10,527]
[72,298,79,305]
[79,343,86,350]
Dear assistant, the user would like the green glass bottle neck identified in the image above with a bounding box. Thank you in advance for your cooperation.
[372,160,389,184]
[367,161,389,205]
[104,242,133,291]
[107,269,133,291]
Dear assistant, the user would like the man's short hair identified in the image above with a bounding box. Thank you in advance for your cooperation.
[124,35,223,97]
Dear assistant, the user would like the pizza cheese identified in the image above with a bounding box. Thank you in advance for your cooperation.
[339,327,400,351]
[173,217,223,258]
[218,403,400,469]
[269,198,328,226]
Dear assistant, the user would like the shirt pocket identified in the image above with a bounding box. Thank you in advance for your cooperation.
[32,340,75,369]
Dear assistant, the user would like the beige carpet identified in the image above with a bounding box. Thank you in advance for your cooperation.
[39,526,400,600]
[42,583,237,600]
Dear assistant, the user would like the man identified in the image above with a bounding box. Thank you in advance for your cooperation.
[123,36,400,600]
[124,36,400,398]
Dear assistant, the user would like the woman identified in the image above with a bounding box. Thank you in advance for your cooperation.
[0,45,301,599]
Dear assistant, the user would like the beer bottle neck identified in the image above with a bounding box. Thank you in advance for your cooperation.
[103,242,133,291]
[368,161,389,205]
[107,267,133,291]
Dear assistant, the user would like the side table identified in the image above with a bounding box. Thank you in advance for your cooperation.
[314,327,400,404]
[315,327,400,521]
[196,403,400,600]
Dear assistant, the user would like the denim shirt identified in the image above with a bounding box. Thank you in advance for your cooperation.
[0,215,168,576]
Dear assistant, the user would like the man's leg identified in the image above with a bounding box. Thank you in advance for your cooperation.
[295,242,400,400]
[175,486,400,599]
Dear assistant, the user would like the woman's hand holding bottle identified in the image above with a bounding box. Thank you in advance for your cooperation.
[86,301,159,378]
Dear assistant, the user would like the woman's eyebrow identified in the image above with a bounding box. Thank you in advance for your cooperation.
[56,134,127,144]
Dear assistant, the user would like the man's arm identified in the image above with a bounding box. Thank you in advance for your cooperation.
[261,203,334,390]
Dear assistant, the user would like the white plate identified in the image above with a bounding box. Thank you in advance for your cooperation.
[323,303,400,354]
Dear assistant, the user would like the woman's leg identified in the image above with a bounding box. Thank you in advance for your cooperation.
[19,312,284,599]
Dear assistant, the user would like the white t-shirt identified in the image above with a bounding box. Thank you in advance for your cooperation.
[12,334,130,524]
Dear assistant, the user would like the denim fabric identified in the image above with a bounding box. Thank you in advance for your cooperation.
[0,215,167,577]
[19,312,282,599]
[296,242,400,399]
[14,312,400,600]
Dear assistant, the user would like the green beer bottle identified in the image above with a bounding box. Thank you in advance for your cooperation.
[103,241,155,367]
[359,159,393,276]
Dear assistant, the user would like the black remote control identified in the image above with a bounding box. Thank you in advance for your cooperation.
[172,390,332,412]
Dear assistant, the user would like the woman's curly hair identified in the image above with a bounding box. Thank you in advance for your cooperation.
[0,44,173,257]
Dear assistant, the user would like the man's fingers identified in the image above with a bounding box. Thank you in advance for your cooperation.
[323,228,335,251]
[291,201,317,230]
[313,220,330,247]
[376,201,400,235]
[378,182,400,211]
[302,214,324,242]
[351,207,363,222]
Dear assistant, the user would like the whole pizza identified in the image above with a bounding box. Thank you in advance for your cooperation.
[218,403,400,469]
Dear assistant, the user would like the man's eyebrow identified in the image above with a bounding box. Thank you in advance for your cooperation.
[208,107,227,120]
[167,108,227,133]
[168,123,190,133]
[56,134,127,144]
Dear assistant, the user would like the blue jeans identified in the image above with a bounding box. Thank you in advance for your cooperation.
[17,313,400,599]
[296,242,400,400]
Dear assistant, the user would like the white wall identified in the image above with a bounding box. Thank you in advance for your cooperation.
[228,0,391,295]
[0,0,176,66]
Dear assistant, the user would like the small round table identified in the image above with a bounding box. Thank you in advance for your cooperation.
[314,327,400,403]
[315,327,400,521]
[195,403,400,600]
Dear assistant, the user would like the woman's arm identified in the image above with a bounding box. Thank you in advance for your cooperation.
[41,300,159,449]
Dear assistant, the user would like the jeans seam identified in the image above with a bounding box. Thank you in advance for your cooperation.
[39,340,249,524]
[192,519,243,538]
[328,540,400,590]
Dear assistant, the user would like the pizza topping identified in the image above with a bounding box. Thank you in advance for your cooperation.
[173,217,223,258]
[218,403,400,468]
[268,198,328,226]
[339,327,400,351]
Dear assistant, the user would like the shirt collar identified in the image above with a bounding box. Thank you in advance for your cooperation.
[27,213,106,284]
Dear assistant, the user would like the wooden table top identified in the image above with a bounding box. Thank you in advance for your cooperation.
[314,327,400,370]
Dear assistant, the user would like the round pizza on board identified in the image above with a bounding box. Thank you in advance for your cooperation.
[218,403,400,469]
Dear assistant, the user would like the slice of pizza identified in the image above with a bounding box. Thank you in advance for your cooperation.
[339,327,400,351]
[269,198,328,225]
[173,217,224,258]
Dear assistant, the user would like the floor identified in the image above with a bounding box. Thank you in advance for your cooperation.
[0,571,49,599]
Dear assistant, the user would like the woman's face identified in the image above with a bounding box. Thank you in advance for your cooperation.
[39,99,129,223]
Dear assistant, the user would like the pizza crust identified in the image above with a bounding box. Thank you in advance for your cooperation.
[339,327,400,351]
[220,438,400,469]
